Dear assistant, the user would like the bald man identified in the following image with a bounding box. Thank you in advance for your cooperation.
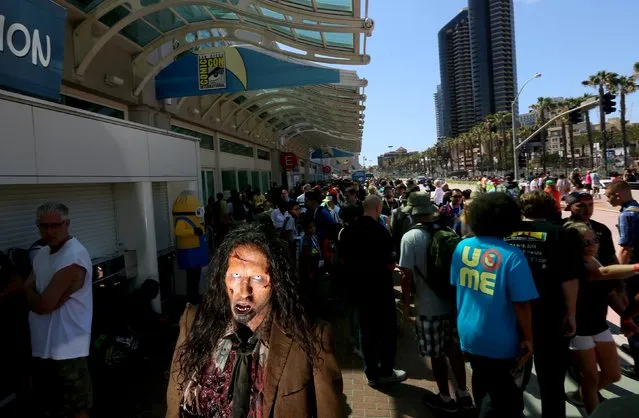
[339,195,407,386]
[606,181,639,380]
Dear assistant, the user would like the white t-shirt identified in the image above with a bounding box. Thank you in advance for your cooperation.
[271,208,287,229]
[433,188,444,205]
[29,238,93,360]
[530,179,539,191]
[398,228,453,317]
[282,216,298,242]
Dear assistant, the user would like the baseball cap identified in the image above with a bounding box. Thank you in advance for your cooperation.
[564,191,592,211]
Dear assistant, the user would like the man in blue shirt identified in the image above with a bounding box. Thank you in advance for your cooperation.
[606,180,639,380]
[450,192,538,417]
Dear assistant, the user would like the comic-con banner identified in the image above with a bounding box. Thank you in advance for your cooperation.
[198,52,226,90]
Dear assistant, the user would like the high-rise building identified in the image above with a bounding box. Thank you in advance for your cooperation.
[438,8,474,138]
[438,0,518,137]
[434,85,446,141]
[519,112,536,127]
[469,0,518,123]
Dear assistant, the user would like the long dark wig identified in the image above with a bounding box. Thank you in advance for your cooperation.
[177,223,318,386]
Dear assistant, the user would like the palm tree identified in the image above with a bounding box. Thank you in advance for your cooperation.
[582,71,619,173]
[610,75,638,168]
[492,111,511,171]
[581,93,597,168]
[462,133,475,176]
[485,115,498,172]
[471,124,485,174]
[634,62,639,78]
[555,99,570,172]
[530,97,555,173]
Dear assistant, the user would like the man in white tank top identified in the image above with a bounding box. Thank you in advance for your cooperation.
[24,202,93,418]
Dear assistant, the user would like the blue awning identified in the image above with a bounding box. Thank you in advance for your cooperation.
[155,45,341,99]
[310,147,355,159]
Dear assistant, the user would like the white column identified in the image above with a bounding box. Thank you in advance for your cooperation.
[214,132,222,195]
[114,182,161,313]
[304,160,310,182]
[134,182,161,312]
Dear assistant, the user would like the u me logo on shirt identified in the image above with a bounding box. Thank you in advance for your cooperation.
[458,246,501,296]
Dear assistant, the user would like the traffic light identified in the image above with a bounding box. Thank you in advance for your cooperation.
[517,152,526,168]
[568,108,584,124]
[602,92,617,114]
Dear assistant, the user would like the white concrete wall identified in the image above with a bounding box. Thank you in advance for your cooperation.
[200,149,216,168]
[0,94,199,185]
[219,153,255,170]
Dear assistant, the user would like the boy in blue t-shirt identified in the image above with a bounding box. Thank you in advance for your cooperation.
[450,192,538,417]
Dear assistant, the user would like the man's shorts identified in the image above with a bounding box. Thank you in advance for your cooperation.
[414,313,458,358]
[32,356,93,417]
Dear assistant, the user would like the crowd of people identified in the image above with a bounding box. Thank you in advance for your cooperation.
[4,171,639,417]
[186,174,639,417]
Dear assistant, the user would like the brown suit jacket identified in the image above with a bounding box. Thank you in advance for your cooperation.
[166,306,345,418]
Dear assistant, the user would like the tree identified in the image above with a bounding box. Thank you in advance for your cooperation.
[564,97,584,170]
[582,71,619,173]
[485,115,498,172]
[581,93,597,169]
[554,99,570,172]
[634,62,639,78]
[530,97,555,173]
[472,124,487,174]
[492,111,511,171]
[610,75,638,168]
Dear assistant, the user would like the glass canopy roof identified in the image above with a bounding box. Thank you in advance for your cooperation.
[73,0,373,77]
[65,0,370,153]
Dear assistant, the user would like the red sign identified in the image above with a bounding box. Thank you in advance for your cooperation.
[280,152,299,171]
[323,165,332,174]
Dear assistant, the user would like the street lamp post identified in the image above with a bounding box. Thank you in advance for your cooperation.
[512,73,542,179]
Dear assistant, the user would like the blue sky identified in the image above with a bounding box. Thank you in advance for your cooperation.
[355,0,639,165]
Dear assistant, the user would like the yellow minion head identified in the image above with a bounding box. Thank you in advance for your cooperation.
[172,191,209,267]
[173,191,203,215]
[172,190,204,231]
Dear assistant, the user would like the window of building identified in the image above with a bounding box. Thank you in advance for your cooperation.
[222,170,237,193]
[257,149,271,161]
[201,170,215,202]
[251,171,261,191]
[220,138,254,157]
[238,170,250,190]
[171,125,214,150]
[61,95,125,119]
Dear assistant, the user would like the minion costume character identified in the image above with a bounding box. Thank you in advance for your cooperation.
[172,190,209,304]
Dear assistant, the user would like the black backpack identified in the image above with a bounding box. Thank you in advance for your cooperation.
[410,224,460,301]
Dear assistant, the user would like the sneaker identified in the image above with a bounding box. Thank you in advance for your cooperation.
[621,364,639,381]
[368,369,407,386]
[455,390,475,411]
[422,392,458,413]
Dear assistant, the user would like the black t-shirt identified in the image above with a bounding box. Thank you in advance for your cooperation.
[382,198,399,217]
[505,220,582,331]
[339,216,394,301]
[562,218,619,336]
[339,201,363,225]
